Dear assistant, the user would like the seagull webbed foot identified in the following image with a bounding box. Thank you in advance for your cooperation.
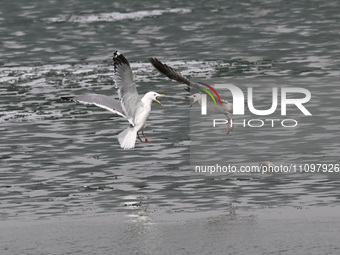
[142,132,151,144]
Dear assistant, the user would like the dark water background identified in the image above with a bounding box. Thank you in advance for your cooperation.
[1,0,340,254]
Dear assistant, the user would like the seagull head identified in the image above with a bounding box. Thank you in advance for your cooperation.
[185,93,202,107]
[145,91,166,105]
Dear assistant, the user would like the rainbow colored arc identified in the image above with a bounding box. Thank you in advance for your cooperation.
[197,82,223,106]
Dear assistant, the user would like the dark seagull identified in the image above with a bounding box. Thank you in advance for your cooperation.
[149,57,236,134]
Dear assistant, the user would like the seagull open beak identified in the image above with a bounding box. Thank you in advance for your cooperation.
[156,94,166,105]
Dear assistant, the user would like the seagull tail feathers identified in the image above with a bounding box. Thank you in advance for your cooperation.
[118,127,137,149]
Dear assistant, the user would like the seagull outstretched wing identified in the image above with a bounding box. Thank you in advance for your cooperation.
[149,57,191,87]
[149,57,223,103]
[113,51,140,125]
[61,94,126,118]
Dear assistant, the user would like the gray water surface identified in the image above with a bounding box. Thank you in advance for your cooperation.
[1,0,340,254]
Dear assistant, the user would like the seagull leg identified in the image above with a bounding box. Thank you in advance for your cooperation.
[230,114,234,132]
[226,114,230,135]
[137,133,143,142]
[142,132,150,144]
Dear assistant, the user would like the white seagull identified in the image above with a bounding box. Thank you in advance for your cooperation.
[149,58,236,134]
[61,51,165,149]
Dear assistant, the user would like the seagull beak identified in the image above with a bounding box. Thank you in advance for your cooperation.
[156,94,166,105]
[185,96,195,107]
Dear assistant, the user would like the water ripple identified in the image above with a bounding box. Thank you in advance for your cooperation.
[45,8,191,24]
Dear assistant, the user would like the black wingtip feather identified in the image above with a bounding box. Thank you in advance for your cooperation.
[149,57,191,86]
[149,58,168,75]
[112,50,130,72]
